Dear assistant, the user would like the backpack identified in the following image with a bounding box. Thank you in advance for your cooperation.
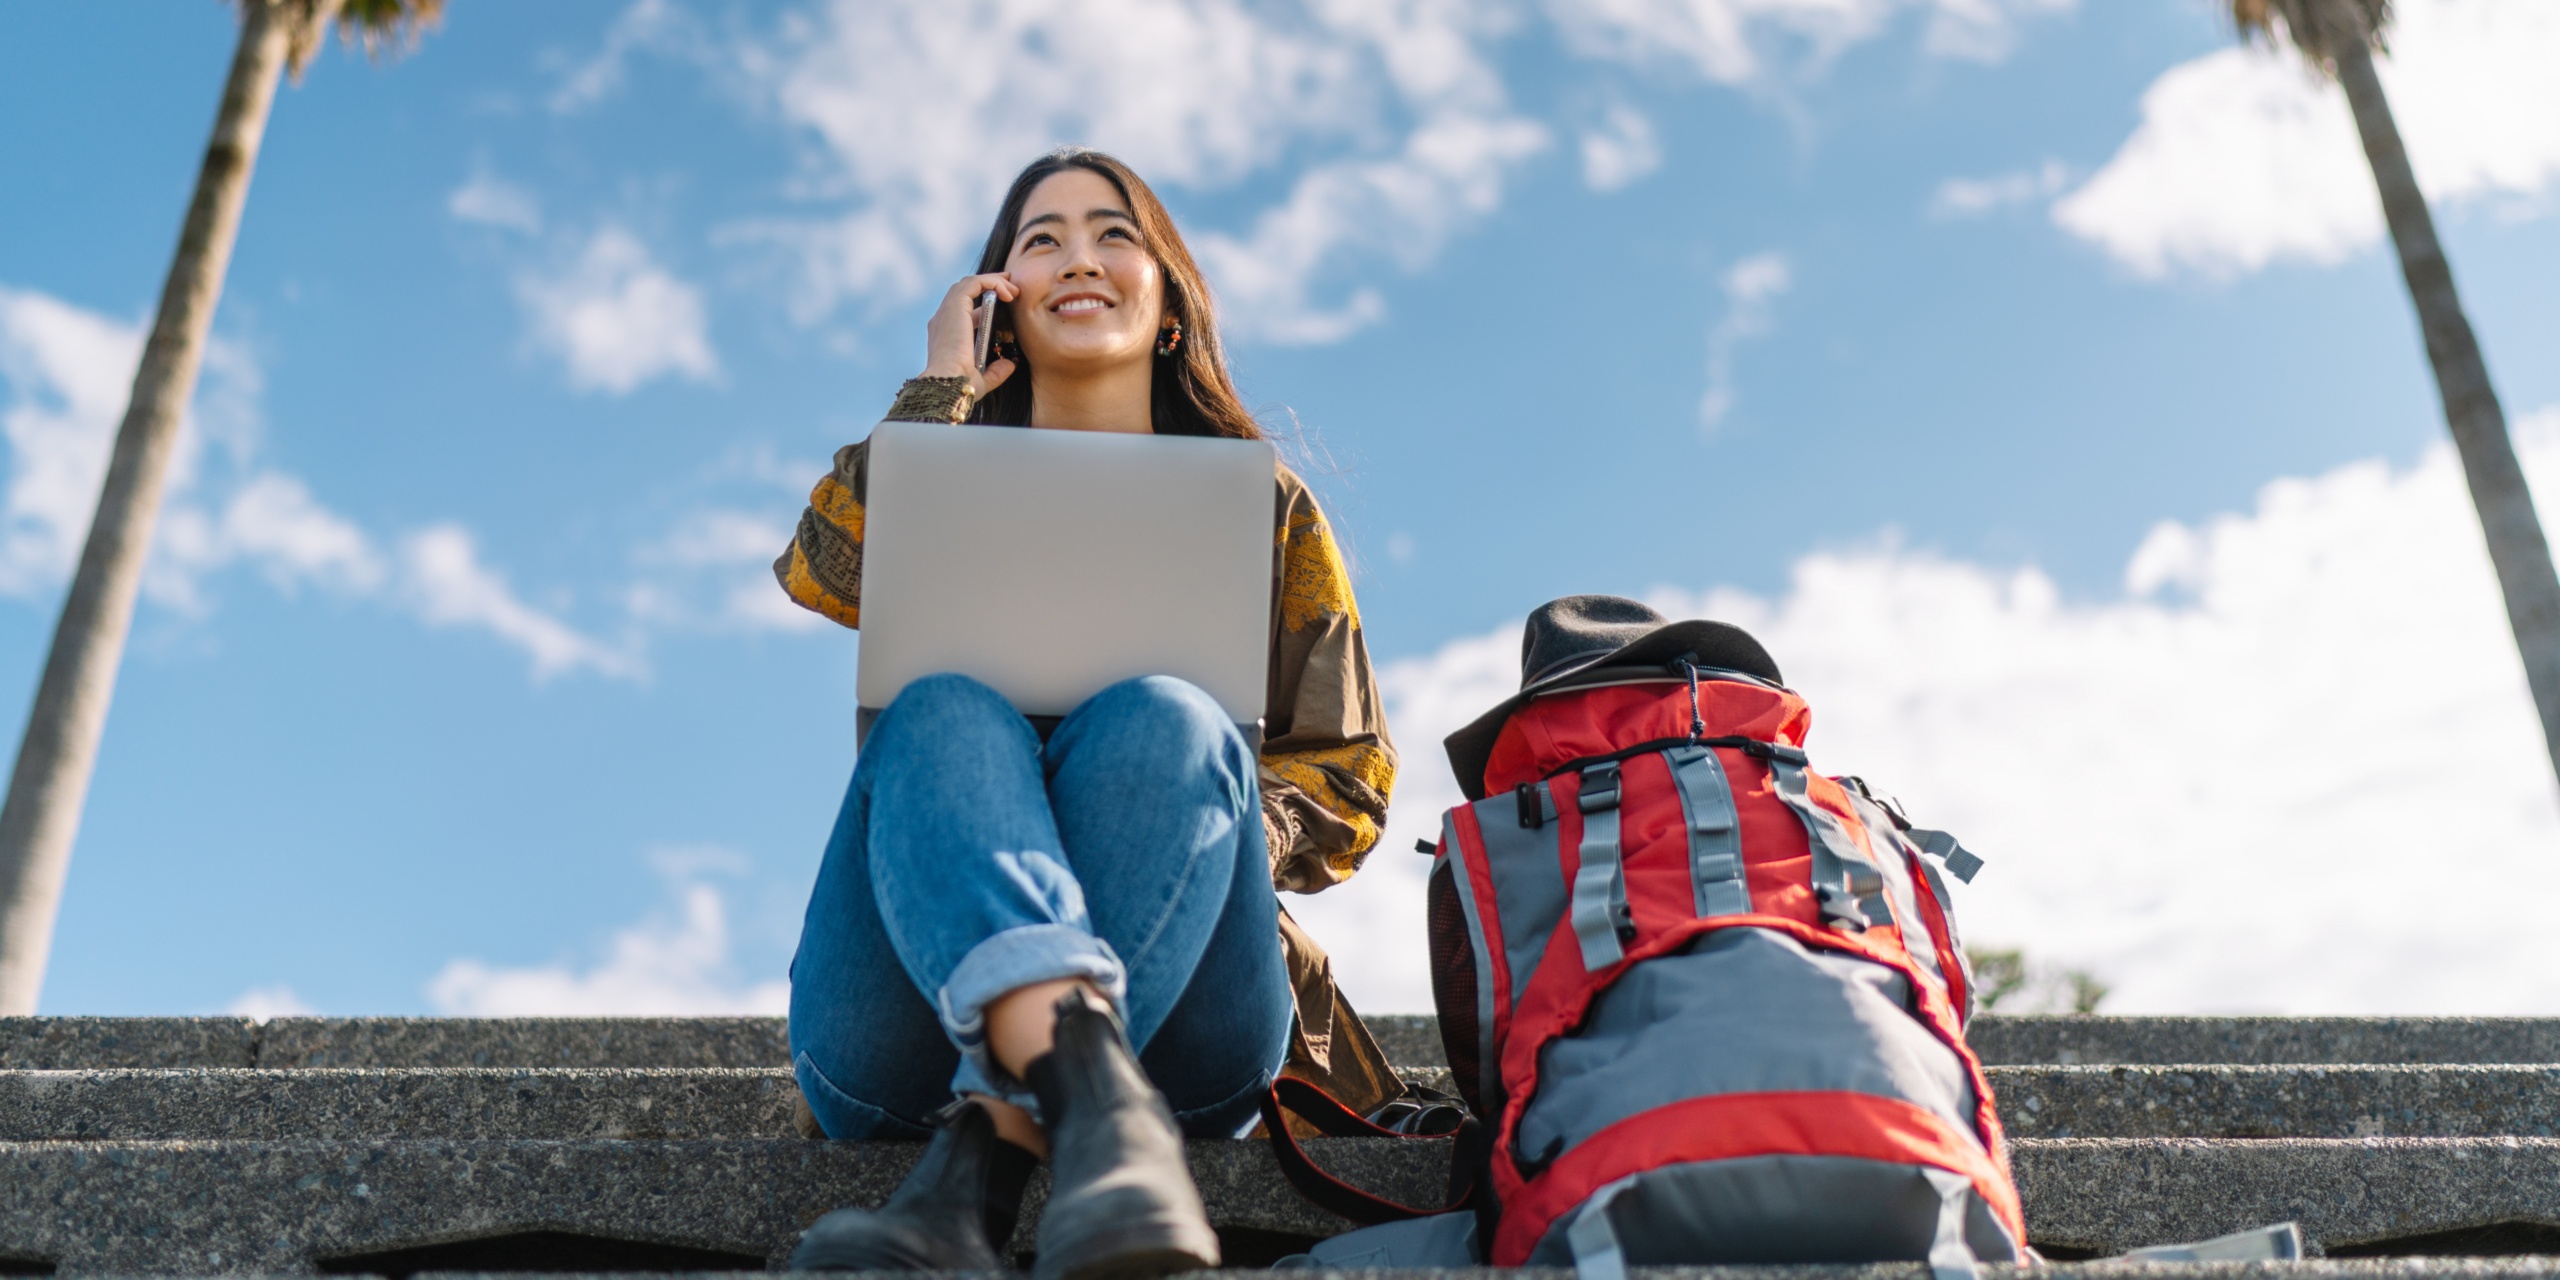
[1425,665,2024,1270]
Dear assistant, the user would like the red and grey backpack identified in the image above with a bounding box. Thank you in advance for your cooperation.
[1262,599,2023,1273]
[1420,597,2022,1270]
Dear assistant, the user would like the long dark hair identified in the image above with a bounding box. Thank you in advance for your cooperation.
[965,149,1262,441]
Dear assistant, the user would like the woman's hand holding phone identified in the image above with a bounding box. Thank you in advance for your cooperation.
[922,273,1020,399]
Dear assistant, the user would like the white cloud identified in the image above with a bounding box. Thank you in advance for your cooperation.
[159,473,387,604]
[1931,158,2069,216]
[518,226,719,395]
[0,286,155,595]
[426,852,789,1015]
[0,283,634,682]
[1700,251,1791,431]
[550,0,703,113]
[1194,112,1548,343]
[635,508,823,633]
[225,985,317,1020]
[1298,410,2560,1015]
[707,0,1543,343]
[1542,0,2072,84]
[453,169,718,396]
[447,169,543,234]
[654,509,789,567]
[556,0,2071,345]
[1579,103,1663,191]
[727,0,1358,314]
[2054,0,2560,278]
[1917,0,2072,63]
[402,524,643,680]
[0,286,368,611]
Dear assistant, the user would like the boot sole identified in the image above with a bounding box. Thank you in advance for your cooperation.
[1036,1233,1218,1280]
[789,1223,1006,1273]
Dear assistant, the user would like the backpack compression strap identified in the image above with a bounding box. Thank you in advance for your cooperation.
[1258,1077,1487,1226]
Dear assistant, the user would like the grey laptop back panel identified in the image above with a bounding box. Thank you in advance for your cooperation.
[855,421,1276,738]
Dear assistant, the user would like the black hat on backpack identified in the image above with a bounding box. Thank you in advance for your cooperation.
[1442,595,1783,801]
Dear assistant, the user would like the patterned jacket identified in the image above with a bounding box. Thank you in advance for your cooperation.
[774,405,1405,1111]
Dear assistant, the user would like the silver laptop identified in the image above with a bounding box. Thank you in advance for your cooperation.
[855,421,1277,746]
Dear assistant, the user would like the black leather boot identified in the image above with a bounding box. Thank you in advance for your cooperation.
[1025,989,1220,1280]
[789,1097,1038,1271]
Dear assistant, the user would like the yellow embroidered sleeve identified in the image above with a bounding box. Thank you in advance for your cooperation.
[1259,481,1397,892]
[773,443,869,630]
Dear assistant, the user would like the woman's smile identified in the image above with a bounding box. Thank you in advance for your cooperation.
[1051,293,1113,315]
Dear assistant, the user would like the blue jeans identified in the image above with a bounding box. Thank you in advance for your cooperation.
[789,673,1294,1140]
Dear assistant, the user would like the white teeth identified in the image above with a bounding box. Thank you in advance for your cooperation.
[1055,298,1108,313]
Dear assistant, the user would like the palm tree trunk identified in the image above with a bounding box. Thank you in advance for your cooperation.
[2333,38,2560,788]
[0,0,292,1012]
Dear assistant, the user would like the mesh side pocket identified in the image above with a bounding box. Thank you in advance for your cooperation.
[1427,856,1485,1120]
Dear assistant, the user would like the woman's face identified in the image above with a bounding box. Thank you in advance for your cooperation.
[1003,169,1166,375]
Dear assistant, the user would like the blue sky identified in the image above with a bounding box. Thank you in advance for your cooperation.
[2,0,2557,1016]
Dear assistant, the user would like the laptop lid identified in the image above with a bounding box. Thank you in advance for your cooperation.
[855,421,1277,728]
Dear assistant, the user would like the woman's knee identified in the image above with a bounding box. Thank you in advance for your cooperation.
[888,671,1013,720]
[874,673,1028,749]
[1080,676,1238,751]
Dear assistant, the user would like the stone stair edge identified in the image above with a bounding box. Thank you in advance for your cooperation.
[0,1134,2550,1266]
[6,1013,2560,1070]
[7,1060,2559,1142]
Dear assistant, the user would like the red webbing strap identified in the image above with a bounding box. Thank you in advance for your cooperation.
[1258,1077,1483,1226]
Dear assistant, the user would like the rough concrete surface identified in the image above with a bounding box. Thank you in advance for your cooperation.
[1993,1065,2560,1138]
[6,1015,2558,1070]
[0,1132,2548,1270]
[0,1018,258,1069]
[1971,1018,2560,1066]
[1366,1014,1448,1069]
[28,1059,2553,1146]
[2008,1136,2560,1256]
[0,1013,2553,1274]
[256,1019,791,1070]
[0,1069,804,1142]
[0,1136,1434,1272]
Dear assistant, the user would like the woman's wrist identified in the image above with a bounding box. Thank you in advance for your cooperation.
[887,375,977,424]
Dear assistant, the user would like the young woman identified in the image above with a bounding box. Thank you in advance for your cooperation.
[772,149,1400,1280]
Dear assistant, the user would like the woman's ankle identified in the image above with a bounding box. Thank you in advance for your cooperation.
[969,1093,1050,1158]
[985,977,1097,1077]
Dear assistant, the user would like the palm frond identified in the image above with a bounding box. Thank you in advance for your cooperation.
[332,0,446,60]
[2230,0,2391,65]
[266,0,445,79]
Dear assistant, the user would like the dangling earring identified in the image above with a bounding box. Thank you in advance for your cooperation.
[992,330,1021,365]
[1154,317,1183,358]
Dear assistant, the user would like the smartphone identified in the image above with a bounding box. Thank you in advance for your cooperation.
[973,290,999,372]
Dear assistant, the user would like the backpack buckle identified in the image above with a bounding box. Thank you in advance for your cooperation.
[1577,761,1621,813]
[1516,782,1557,829]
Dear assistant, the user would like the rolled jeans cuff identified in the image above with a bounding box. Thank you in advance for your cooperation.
[938,923,1129,1116]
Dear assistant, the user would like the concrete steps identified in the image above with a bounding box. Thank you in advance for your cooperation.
[1968,1016,2560,1067]
[2,1062,2548,1143]
[0,1068,805,1142]
[1996,1064,2560,1139]
[0,1015,2550,1271]
[0,1135,1421,1273]
[0,1017,787,1070]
